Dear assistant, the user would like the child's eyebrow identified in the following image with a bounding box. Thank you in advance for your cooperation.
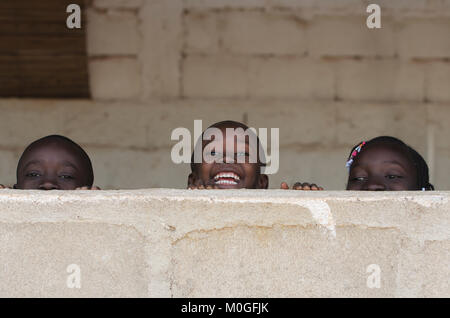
[61,161,79,171]
[23,159,41,169]
[382,160,407,167]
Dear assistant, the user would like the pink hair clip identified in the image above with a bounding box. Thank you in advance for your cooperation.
[346,141,366,171]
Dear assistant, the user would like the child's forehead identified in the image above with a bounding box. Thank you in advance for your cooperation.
[201,130,257,150]
[204,123,256,140]
[356,142,413,165]
[364,141,406,154]
[28,139,77,153]
[210,123,249,133]
[21,140,85,165]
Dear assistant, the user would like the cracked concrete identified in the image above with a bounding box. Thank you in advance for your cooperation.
[0,189,448,297]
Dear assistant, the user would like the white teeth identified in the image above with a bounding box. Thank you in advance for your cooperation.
[213,172,240,181]
[215,179,238,185]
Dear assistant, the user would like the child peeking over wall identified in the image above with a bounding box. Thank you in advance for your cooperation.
[187,120,322,190]
[345,136,434,191]
[4,135,100,190]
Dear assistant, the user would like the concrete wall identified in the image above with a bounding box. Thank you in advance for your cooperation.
[1,0,450,189]
[0,189,448,297]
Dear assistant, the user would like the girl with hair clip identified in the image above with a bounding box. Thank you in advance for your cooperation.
[345,136,434,191]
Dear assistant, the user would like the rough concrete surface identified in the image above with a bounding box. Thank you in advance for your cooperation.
[0,189,448,297]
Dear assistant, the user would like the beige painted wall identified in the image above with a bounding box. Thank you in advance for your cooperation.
[0,189,448,297]
[1,0,450,189]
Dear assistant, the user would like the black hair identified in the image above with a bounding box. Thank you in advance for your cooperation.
[347,136,434,190]
[190,120,266,172]
[16,135,94,186]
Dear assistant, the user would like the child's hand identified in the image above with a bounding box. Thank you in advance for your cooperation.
[188,179,219,190]
[75,186,101,190]
[280,182,324,190]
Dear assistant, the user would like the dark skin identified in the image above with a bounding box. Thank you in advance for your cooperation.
[14,140,98,190]
[188,121,323,190]
[346,143,418,191]
[188,122,268,189]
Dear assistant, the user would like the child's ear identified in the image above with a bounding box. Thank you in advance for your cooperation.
[188,172,198,187]
[257,174,269,189]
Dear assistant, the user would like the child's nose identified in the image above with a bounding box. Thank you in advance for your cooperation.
[223,152,235,163]
[366,178,386,191]
[39,180,60,190]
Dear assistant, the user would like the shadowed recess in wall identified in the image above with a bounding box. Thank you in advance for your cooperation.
[0,0,89,98]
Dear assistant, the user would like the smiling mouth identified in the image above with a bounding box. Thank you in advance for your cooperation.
[213,172,241,185]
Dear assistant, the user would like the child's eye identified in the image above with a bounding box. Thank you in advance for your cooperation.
[26,172,41,178]
[351,177,367,182]
[204,151,223,162]
[59,175,74,180]
[386,175,402,179]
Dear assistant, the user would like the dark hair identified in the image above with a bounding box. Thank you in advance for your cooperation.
[17,135,94,186]
[347,136,434,190]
